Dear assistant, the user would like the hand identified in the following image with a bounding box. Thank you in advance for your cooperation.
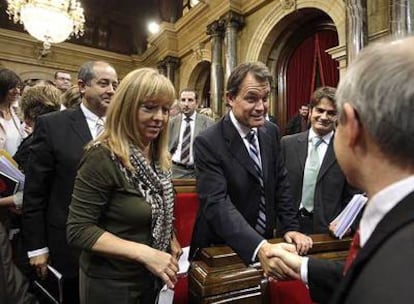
[24,124,33,135]
[329,222,351,238]
[170,233,183,261]
[258,242,300,281]
[284,231,313,255]
[29,253,49,279]
[267,243,305,276]
[141,247,179,289]
[328,221,337,236]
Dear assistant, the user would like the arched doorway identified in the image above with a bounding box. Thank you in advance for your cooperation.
[187,60,211,108]
[267,8,339,132]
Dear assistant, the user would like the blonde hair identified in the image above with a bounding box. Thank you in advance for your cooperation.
[96,68,176,171]
[20,84,61,123]
[199,107,218,121]
[61,85,81,109]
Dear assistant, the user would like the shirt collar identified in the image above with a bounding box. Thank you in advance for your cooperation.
[182,112,197,122]
[80,102,103,124]
[360,175,414,246]
[229,110,258,139]
[308,128,334,145]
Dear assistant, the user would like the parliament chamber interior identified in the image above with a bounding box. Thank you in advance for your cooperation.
[0,0,411,303]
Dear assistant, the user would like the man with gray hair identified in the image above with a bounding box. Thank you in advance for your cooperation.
[22,61,118,303]
[268,36,414,303]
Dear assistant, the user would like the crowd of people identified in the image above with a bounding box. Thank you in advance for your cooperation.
[0,35,413,304]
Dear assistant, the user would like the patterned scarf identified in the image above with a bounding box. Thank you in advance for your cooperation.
[118,144,174,252]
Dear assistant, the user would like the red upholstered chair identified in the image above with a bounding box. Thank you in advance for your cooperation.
[173,192,200,304]
[269,280,315,304]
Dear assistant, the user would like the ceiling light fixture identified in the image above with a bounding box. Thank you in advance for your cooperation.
[7,0,85,53]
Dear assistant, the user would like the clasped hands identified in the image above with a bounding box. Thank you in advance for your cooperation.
[258,231,312,281]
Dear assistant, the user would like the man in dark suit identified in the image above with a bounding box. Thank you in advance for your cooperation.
[22,61,118,303]
[190,62,312,276]
[269,36,414,303]
[169,88,214,178]
[285,104,309,135]
[281,87,359,234]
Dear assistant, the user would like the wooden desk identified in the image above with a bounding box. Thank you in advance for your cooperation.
[189,234,351,304]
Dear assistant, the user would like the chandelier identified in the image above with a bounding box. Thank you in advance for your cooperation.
[7,0,85,49]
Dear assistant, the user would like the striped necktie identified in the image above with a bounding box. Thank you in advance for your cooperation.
[180,117,192,164]
[301,136,324,212]
[95,118,105,138]
[246,129,266,235]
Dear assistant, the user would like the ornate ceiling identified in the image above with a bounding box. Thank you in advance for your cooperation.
[0,0,183,55]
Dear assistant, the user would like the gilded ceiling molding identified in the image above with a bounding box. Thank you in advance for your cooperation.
[280,0,296,10]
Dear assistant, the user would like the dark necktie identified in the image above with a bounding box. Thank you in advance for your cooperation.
[180,117,192,164]
[343,228,361,274]
[246,129,266,235]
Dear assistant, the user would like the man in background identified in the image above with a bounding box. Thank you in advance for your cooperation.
[53,71,72,93]
[22,61,118,304]
[281,87,359,234]
[169,88,214,178]
[285,104,309,135]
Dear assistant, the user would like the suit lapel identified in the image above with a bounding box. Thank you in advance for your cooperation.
[169,114,182,151]
[296,131,309,173]
[69,107,92,144]
[317,138,336,182]
[222,115,258,179]
[194,113,203,138]
[333,191,414,303]
[257,125,272,183]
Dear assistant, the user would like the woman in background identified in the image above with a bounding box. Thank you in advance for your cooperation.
[67,68,182,304]
[14,84,61,170]
[60,85,81,109]
[0,69,26,156]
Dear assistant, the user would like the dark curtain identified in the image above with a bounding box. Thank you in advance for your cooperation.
[317,31,339,87]
[286,35,315,119]
[286,30,339,121]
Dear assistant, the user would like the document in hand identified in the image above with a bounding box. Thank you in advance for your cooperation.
[33,265,63,304]
[330,194,368,239]
[0,171,19,196]
[0,150,25,194]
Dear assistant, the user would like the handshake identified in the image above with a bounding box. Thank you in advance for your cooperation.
[257,231,313,281]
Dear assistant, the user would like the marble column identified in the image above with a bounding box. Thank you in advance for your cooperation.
[207,20,224,116]
[221,11,244,83]
[157,60,167,77]
[391,0,414,36]
[164,56,180,87]
[345,0,368,64]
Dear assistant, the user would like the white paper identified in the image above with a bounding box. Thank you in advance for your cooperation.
[157,284,174,304]
[331,194,367,239]
[178,246,190,275]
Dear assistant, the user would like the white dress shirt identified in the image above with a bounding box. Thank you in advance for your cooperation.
[80,103,105,139]
[172,112,197,165]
